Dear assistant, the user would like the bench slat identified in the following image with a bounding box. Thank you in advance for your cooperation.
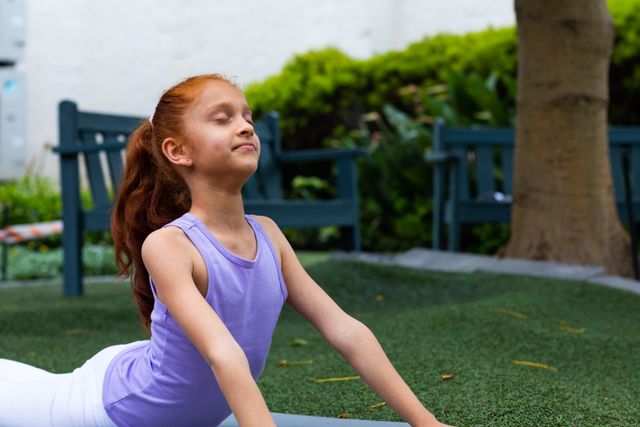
[254,114,283,200]
[500,147,514,194]
[452,148,469,200]
[77,111,143,134]
[434,121,640,252]
[81,131,111,211]
[105,133,125,192]
[632,149,640,200]
[441,127,514,145]
[609,146,624,197]
[474,146,495,196]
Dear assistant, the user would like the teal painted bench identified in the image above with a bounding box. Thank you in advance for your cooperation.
[428,118,640,251]
[54,101,364,296]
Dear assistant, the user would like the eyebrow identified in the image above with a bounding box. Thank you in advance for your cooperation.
[204,101,252,115]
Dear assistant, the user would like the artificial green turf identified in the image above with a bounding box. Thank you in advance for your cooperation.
[1,260,639,426]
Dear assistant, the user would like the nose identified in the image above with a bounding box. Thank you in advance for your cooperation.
[238,119,254,137]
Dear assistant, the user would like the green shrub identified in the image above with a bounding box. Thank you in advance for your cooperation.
[0,174,112,248]
[328,68,515,253]
[6,244,117,280]
[609,0,640,124]
[245,28,518,152]
[246,0,640,253]
[0,174,61,224]
[247,1,638,146]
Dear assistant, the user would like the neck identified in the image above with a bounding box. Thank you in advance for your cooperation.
[188,180,247,232]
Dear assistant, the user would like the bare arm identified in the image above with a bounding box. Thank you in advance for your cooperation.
[260,218,451,427]
[142,228,275,427]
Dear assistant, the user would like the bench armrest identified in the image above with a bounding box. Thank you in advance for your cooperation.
[277,148,367,163]
[53,142,126,155]
[425,151,459,163]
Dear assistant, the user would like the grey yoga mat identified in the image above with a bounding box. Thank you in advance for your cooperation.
[219,413,409,426]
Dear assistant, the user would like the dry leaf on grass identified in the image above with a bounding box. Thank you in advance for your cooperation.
[558,325,586,334]
[512,360,558,372]
[277,359,314,367]
[288,338,310,347]
[494,308,528,319]
[370,402,386,410]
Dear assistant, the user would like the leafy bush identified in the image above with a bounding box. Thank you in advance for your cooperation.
[5,244,117,280]
[0,174,112,248]
[245,28,518,152]
[609,0,640,124]
[324,69,517,253]
[246,0,640,253]
[0,174,61,224]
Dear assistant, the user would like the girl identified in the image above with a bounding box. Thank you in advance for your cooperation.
[0,74,452,427]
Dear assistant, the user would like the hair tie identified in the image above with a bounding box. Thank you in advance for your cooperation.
[148,115,154,127]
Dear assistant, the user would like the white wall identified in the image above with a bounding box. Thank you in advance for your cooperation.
[16,0,515,179]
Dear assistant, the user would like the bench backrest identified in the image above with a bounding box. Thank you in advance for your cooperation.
[56,101,283,230]
[434,119,640,203]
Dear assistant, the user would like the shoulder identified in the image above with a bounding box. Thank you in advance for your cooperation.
[141,225,194,264]
[251,215,281,237]
[250,215,289,259]
[252,215,295,266]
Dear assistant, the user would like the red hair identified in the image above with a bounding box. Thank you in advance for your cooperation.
[111,74,236,331]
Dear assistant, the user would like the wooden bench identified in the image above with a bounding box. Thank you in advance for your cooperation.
[54,101,364,296]
[428,118,640,251]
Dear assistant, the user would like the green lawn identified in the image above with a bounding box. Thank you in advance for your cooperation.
[1,258,638,426]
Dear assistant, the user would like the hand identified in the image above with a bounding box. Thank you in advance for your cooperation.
[413,414,456,427]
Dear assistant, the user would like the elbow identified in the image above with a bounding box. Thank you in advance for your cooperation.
[205,341,249,374]
[328,317,373,357]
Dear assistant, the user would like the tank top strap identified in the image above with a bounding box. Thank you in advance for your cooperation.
[245,215,288,300]
[146,214,215,301]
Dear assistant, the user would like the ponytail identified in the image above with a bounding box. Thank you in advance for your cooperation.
[111,121,190,331]
[111,73,234,331]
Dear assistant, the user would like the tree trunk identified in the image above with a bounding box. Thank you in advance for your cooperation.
[505,0,633,277]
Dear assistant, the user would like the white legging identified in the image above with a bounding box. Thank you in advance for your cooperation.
[0,342,144,427]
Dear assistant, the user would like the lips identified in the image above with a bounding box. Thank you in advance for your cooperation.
[233,142,256,150]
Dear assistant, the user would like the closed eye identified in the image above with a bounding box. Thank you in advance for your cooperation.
[213,115,231,123]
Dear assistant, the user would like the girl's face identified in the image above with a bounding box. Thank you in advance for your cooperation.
[183,80,260,179]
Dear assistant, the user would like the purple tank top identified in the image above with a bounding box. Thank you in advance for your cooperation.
[102,213,287,427]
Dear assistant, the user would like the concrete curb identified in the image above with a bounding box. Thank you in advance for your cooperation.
[333,248,640,296]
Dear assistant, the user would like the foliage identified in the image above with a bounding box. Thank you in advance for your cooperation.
[0,174,112,248]
[609,0,640,124]
[0,174,61,224]
[334,105,432,251]
[245,28,517,152]
[247,1,639,149]
[247,0,640,253]
[5,244,117,280]
[0,174,63,248]
[330,69,516,253]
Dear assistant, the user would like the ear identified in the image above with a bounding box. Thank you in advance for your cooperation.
[161,137,193,167]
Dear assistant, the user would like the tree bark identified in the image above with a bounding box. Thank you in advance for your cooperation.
[505,0,633,276]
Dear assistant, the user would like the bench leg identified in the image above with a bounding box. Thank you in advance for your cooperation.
[339,224,361,252]
[448,221,461,252]
[62,218,83,296]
